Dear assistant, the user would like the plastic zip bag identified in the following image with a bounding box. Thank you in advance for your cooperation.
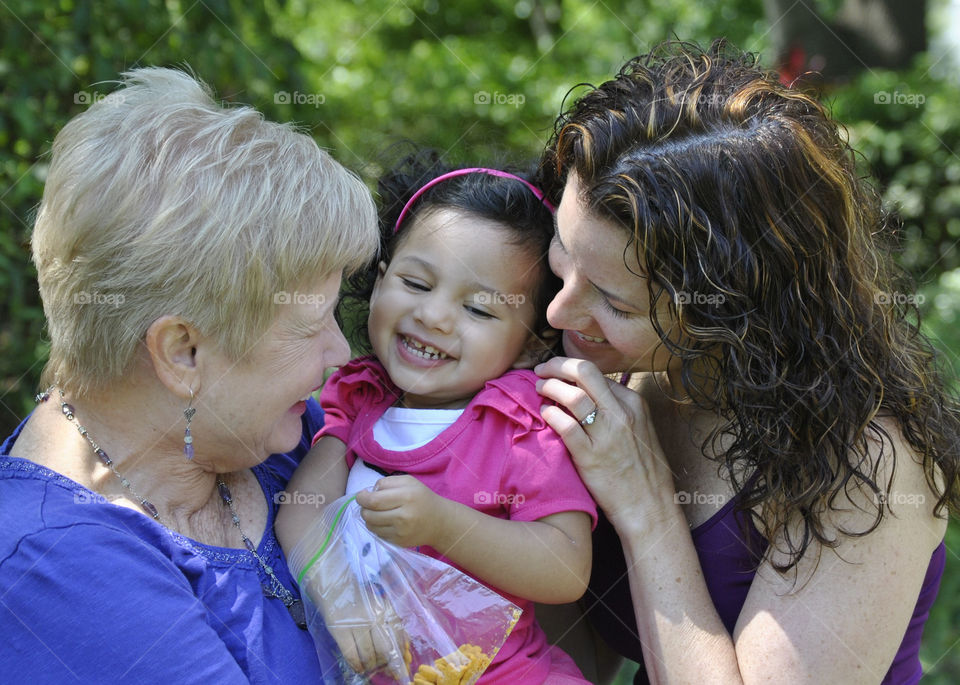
[289,494,522,684]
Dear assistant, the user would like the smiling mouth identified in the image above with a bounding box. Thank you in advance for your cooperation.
[575,331,607,344]
[402,335,451,360]
[297,385,322,403]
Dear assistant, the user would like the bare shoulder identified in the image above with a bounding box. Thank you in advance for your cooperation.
[734,417,946,684]
[869,415,947,532]
[817,415,945,550]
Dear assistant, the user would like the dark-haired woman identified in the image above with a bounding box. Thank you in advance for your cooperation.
[534,41,959,684]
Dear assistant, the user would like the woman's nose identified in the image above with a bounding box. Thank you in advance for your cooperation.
[547,274,592,333]
[325,324,352,368]
[547,242,595,332]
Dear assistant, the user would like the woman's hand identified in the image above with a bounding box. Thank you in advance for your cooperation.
[535,357,679,531]
[356,475,448,548]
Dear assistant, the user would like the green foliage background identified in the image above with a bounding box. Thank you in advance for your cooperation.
[1,1,957,681]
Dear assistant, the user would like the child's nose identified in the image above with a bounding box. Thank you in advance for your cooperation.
[415,294,457,334]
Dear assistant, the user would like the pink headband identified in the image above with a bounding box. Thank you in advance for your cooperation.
[393,167,556,234]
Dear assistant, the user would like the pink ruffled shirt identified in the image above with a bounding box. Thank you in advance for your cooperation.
[316,357,597,684]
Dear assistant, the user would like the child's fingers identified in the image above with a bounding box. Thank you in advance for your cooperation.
[329,626,368,672]
[356,486,400,511]
[373,474,416,490]
[359,506,399,532]
[356,475,420,510]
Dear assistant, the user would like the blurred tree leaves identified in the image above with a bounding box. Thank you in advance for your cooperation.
[831,56,960,277]
[268,0,769,168]
[0,0,307,428]
[1,1,959,682]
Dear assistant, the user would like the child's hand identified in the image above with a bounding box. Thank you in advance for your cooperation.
[356,475,448,548]
[325,597,407,677]
[299,529,409,678]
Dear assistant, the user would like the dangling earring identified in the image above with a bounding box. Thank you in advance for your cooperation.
[183,389,196,461]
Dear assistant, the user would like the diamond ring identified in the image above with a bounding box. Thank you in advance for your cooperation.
[580,409,598,426]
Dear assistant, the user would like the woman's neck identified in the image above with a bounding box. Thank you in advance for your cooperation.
[19,386,224,528]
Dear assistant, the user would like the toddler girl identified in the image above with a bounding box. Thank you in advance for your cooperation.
[278,152,596,684]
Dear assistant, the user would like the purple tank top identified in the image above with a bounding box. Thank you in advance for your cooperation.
[585,495,945,684]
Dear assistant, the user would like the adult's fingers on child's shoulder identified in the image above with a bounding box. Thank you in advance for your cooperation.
[537,377,594,417]
[540,404,592,454]
[535,356,600,381]
[536,357,619,407]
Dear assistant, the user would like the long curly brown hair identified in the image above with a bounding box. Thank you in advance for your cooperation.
[540,40,960,571]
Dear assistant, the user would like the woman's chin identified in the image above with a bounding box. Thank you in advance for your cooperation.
[265,417,306,457]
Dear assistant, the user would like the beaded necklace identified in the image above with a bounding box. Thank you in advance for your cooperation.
[37,387,307,629]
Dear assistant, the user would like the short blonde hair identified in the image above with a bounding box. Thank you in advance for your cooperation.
[33,67,377,396]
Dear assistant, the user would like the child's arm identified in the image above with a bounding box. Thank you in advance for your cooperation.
[356,475,592,604]
[275,435,349,556]
[277,438,408,677]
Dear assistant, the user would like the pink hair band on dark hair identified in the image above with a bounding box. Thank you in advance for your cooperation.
[393,167,556,234]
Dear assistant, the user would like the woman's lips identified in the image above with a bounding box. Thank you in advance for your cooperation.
[575,331,607,344]
[562,330,612,360]
[565,330,608,348]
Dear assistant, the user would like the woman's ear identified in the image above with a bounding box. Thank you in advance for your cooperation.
[512,328,561,369]
[144,315,203,399]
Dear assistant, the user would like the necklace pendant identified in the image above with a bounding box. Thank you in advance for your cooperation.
[287,598,307,630]
[260,582,307,629]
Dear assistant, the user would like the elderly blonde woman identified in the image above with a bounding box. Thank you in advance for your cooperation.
[0,68,377,682]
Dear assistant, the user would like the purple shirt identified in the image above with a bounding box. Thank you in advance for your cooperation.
[0,399,338,684]
[586,494,945,684]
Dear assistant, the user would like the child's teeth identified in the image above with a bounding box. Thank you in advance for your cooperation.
[404,337,448,360]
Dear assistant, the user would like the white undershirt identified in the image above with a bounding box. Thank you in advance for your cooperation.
[344,406,465,496]
[341,406,465,577]
[371,406,464,450]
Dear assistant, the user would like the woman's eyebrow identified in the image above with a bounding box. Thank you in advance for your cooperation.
[593,282,635,307]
